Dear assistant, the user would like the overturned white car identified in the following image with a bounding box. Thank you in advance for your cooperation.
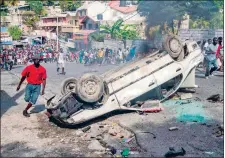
[45,35,204,126]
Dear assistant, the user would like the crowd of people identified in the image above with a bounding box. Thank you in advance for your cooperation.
[0,41,138,71]
[0,37,223,79]
[200,36,223,79]
[72,46,137,65]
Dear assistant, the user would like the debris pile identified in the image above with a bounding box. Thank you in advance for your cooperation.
[74,120,142,157]
[207,94,223,103]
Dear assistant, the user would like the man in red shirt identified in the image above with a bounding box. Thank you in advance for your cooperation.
[16,55,47,117]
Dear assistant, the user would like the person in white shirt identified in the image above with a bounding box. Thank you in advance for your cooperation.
[57,51,65,75]
[118,48,123,64]
[205,37,218,79]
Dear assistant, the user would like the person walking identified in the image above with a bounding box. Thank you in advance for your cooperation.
[98,48,104,65]
[216,37,223,71]
[57,51,66,75]
[205,37,219,79]
[16,55,47,117]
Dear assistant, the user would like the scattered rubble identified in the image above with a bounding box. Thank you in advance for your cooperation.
[75,130,84,137]
[180,93,193,100]
[88,140,105,151]
[212,125,224,137]
[207,94,223,103]
[169,127,179,131]
[82,126,91,133]
[121,148,130,157]
[164,147,186,158]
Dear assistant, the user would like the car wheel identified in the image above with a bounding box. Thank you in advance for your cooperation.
[76,73,104,103]
[163,35,184,59]
[61,77,77,95]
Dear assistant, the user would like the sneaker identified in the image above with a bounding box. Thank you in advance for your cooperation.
[23,110,30,117]
[205,76,209,79]
[210,74,214,76]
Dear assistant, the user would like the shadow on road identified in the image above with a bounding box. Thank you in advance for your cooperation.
[1,141,35,157]
[1,89,25,117]
[1,141,85,157]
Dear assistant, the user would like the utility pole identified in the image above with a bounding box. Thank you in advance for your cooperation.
[57,16,59,51]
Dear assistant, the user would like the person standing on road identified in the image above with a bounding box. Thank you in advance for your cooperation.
[216,37,223,71]
[57,51,66,75]
[205,37,219,79]
[16,55,47,117]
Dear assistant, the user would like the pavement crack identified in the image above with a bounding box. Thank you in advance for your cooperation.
[187,142,206,152]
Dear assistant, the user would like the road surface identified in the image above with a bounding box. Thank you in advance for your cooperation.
[1,62,224,157]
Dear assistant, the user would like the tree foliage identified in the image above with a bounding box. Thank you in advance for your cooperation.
[23,15,39,30]
[89,33,105,42]
[43,0,55,6]
[138,1,222,38]
[26,1,44,15]
[189,18,210,29]
[59,0,83,12]
[8,25,22,40]
[210,12,224,29]
[3,0,19,6]
[100,19,139,40]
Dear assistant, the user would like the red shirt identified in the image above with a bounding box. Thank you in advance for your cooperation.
[216,44,222,58]
[21,64,47,85]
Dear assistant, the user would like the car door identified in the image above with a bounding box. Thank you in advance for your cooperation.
[111,55,173,106]
[153,56,183,98]
[111,71,157,106]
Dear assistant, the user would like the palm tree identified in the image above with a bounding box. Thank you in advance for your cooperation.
[100,19,124,39]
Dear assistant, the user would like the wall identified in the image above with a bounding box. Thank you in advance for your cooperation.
[178,29,224,42]
[90,39,154,53]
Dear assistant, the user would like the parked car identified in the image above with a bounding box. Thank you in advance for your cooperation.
[45,35,204,126]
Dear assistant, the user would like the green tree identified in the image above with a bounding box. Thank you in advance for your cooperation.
[138,1,222,39]
[189,18,210,29]
[22,11,39,33]
[100,19,124,39]
[8,25,22,40]
[210,12,224,29]
[43,0,55,6]
[59,0,83,12]
[26,1,43,15]
[89,32,105,42]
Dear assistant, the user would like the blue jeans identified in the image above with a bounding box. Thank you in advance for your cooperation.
[205,59,218,77]
[24,84,41,104]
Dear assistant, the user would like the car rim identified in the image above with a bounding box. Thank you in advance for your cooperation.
[83,80,98,95]
[65,82,76,92]
[169,38,181,53]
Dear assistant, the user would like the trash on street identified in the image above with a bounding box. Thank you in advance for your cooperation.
[168,127,179,131]
[164,147,186,158]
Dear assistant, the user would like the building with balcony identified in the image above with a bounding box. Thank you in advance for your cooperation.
[39,14,68,39]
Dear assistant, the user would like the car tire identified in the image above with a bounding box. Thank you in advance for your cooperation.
[76,73,104,103]
[163,34,184,59]
[61,77,77,95]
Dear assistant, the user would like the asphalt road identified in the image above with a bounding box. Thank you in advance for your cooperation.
[8,62,224,157]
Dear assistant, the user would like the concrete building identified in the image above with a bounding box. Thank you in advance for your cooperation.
[76,0,146,39]
[39,13,68,39]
